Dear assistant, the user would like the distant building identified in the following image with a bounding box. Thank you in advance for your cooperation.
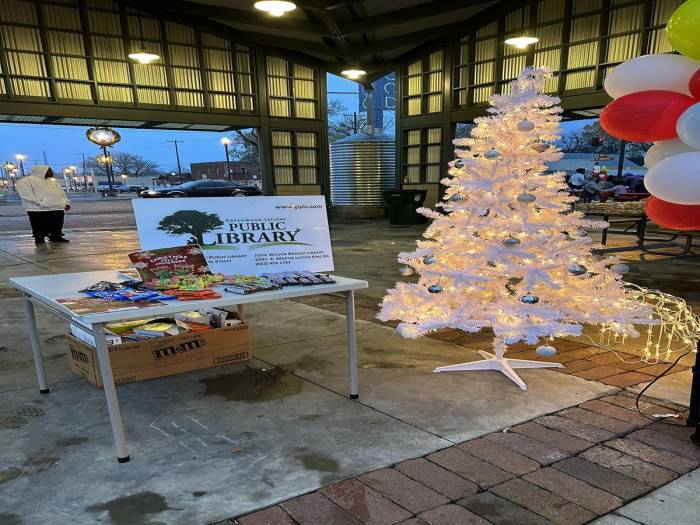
[190,161,261,186]
[549,153,645,176]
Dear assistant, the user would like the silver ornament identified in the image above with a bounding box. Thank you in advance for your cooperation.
[484,149,500,159]
[453,159,464,169]
[531,143,550,153]
[423,255,436,265]
[428,284,444,293]
[517,119,535,132]
[398,266,414,277]
[449,193,466,202]
[611,263,630,274]
[517,193,536,203]
[520,293,540,304]
[502,236,520,247]
[567,263,587,276]
[536,345,557,357]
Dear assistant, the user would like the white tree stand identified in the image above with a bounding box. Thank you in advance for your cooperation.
[434,339,563,391]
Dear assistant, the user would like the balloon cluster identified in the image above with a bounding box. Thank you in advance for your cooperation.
[600,0,700,230]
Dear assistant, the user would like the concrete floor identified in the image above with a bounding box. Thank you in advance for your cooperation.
[0,209,697,524]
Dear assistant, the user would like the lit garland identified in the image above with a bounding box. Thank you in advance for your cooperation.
[595,284,700,364]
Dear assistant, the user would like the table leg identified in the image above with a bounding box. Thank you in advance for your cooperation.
[93,322,130,463]
[237,304,245,321]
[345,290,359,399]
[601,214,609,245]
[22,294,49,394]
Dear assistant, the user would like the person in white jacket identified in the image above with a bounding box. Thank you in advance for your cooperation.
[16,165,71,244]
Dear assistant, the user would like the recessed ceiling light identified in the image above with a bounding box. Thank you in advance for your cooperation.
[504,35,539,49]
[341,69,367,80]
[254,1,297,17]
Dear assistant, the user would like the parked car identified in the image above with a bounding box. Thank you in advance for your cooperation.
[139,180,262,198]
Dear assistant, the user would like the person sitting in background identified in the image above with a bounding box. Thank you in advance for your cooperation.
[568,167,587,188]
[622,173,647,193]
[16,165,71,245]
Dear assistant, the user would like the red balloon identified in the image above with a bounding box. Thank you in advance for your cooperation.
[645,196,700,230]
[600,90,696,142]
[689,69,700,99]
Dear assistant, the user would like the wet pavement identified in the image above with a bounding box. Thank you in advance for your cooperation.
[0,208,697,524]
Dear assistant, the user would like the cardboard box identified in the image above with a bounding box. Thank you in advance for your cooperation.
[66,323,251,389]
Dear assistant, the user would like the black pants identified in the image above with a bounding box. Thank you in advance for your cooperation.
[27,210,65,241]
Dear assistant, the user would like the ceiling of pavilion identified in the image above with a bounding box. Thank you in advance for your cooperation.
[138,0,500,80]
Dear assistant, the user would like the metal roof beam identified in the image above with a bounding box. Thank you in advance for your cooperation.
[133,0,329,35]
[339,0,492,37]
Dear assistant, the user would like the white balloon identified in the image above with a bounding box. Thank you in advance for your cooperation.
[604,54,700,99]
[644,139,697,168]
[677,102,700,150]
[645,151,700,204]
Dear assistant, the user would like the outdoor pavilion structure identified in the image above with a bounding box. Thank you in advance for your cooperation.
[0,0,680,205]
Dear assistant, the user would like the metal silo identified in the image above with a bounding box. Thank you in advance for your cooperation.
[330,131,395,218]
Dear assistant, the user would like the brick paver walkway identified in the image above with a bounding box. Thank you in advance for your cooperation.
[290,294,691,389]
[219,393,698,525]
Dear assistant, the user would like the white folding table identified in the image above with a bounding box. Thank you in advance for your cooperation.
[10,270,368,463]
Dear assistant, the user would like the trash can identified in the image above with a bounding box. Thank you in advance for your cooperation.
[383,189,427,225]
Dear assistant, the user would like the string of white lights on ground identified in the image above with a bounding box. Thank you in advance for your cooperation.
[591,283,700,365]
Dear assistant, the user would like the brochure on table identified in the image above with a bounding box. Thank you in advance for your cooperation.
[132,196,334,275]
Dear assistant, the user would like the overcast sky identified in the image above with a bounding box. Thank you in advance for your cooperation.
[0,73,590,174]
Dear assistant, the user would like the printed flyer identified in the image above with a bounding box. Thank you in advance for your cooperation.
[132,196,334,275]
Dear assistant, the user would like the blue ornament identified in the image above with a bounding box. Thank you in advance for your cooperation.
[423,255,436,265]
[428,284,444,293]
[520,294,540,304]
[567,263,587,276]
[536,345,557,357]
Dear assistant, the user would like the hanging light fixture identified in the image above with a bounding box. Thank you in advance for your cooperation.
[254,1,297,17]
[341,68,367,80]
[505,4,538,49]
[128,11,160,64]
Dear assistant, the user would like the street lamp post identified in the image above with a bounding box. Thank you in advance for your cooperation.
[2,162,17,190]
[220,136,232,181]
[14,154,26,177]
[86,127,121,194]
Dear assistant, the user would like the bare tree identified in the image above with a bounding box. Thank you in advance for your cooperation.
[86,152,159,178]
[231,129,259,162]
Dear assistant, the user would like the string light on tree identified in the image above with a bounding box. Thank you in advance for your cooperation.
[379,67,652,391]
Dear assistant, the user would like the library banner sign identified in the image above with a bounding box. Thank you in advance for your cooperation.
[133,196,334,274]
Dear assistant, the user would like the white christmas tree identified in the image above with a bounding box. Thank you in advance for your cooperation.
[378,67,651,390]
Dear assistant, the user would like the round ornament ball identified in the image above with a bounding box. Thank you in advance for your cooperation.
[536,345,557,357]
[484,149,501,159]
[676,101,700,149]
[502,236,521,247]
[644,139,696,168]
[517,119,535,132]
[690,68,700,99]
[645,196,700,230]
[611,263,630,275]
[449,193,466,202]
[531,143,550,153]
[599,90,695,142]
[603,54,700,99]
[645,151,700,205]
[428,284,444,294]
[667,0,700,61]
[453,159,464,169]
[568,263,587,276]
[517,192,536,203]
[520,294,540,304]
[423,255,436,265]
[398,266,414,277]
